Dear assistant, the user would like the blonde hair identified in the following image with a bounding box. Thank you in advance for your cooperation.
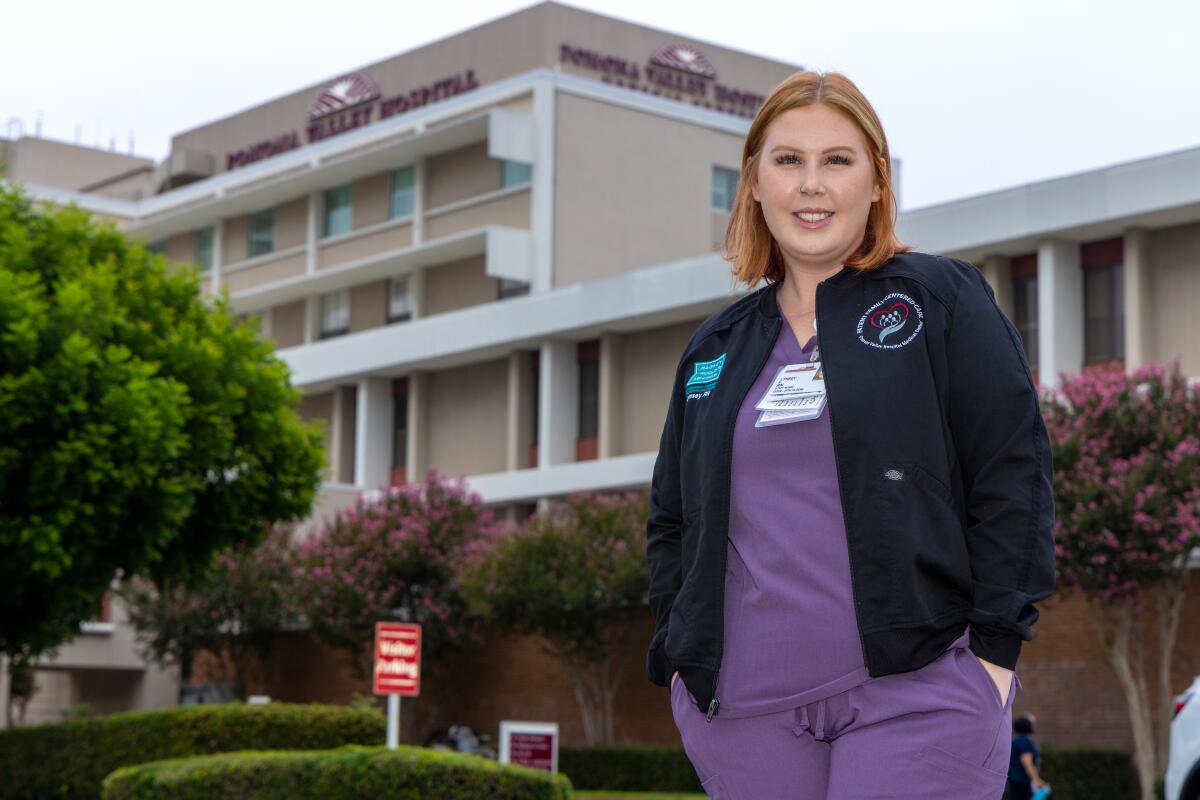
[723,70,912,285]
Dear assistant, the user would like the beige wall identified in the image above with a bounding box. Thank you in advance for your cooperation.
[351,172,393,229]
[422,255,498,315]
[270,300,307,349]
[318,223,412,269]
[223,215,248,263]
[164,230,198,265]
[616,320,698,456]
[299,392,334,481]
[427,358,509,477]
[223,252,306,293]
[554,91,745,287]
[166,3,798,179]
[350,280,389,332]
[0,136,153,194]
[1149,220,1200,376]
[425,141,499,209]
[276,197,307,250]
[425,187,530,240]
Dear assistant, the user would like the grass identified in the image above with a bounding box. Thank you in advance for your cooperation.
[572,793,707,799]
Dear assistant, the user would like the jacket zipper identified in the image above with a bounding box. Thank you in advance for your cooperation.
[817,279,873,674]
[706,313,782,722]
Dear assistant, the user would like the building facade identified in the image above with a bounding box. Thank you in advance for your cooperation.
[4,0,1200,751]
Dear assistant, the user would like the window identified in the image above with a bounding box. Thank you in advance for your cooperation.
[247,208,274,257]
[146,240,166,255]
[1081,237,1124,365]
[577,340,600,461]
[500,160,532,189]
[388,275,413,323]
[1084,262,1125,364]
[195,226,214,271]
[318,289,350,339]
[390,165,415,219]
[498,277,530,300]
[1010,254,1038,372]
[712,166,739,212]
[324,184,353,237]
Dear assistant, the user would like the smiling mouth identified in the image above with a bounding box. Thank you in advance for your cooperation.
[794,211,834,222]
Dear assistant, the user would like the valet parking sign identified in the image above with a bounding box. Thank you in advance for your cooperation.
[374,622,421,696]
[374,622,421,749]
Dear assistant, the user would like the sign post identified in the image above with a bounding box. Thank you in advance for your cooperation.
[498,721,559,773]
[373,622,421,750]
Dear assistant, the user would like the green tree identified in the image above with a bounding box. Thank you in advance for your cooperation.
[0,182,325,662]
[459,491,649,746]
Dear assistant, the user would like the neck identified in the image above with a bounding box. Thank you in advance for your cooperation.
[777,263,844,316]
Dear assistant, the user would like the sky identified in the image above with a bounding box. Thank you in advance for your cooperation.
[3,0,1197,210]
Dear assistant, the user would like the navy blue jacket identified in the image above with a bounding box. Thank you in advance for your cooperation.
[644,250,1057,721]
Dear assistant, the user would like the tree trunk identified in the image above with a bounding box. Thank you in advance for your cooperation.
[1155,570,1189,778]
[1080,587,1161,800]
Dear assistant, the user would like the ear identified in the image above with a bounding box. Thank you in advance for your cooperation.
[871,183,882,203]
[751,179,760,204]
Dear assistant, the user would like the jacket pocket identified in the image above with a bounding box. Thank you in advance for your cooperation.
[875,461,973,624]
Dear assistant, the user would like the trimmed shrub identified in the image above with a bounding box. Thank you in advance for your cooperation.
[101,746,572,800]
[558,746,701,793]
[0,702,383,800]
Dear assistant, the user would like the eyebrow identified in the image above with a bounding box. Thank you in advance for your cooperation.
[769,145,856,154]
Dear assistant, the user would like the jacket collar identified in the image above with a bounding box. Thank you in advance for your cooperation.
[755,265,856,319]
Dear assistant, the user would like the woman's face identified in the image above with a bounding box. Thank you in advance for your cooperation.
[751,103,882,276]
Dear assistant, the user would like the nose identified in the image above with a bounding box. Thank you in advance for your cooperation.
[799,164,823,195]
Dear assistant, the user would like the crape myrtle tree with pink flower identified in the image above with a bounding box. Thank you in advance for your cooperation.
[295,469,505,719]
[1041,359,1200,800]
[457,490,649,747]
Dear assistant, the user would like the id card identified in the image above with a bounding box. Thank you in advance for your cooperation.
[755,361,826,411]
[755,394,826,426]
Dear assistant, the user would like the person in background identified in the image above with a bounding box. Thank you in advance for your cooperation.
[1005,713,1046,799]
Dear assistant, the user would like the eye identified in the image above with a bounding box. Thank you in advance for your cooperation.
[773,153,853,165]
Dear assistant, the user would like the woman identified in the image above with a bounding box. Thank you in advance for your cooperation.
[1005,714,1047,799]
[643,70,1056,799]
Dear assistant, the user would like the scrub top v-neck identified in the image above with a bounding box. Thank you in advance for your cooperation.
[710,319,872,719]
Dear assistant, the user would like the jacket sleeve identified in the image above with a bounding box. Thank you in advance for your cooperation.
[644,347,689,687]
[946,261,1057,671]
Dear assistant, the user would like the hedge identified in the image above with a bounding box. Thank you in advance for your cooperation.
[101,746,573,800]
[558,746,701,793]
[0,702,383,800]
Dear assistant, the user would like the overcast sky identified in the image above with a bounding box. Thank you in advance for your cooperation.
[3,0,1196,210]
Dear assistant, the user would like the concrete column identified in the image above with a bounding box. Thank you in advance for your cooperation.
[406,371,430,483]
[355,377,394,491]
[1123,228,1153,373]
[598,333,621,459]
[531,80,555,293]
[1037,239,1084,388]
[409,268,426,321]
[539,339,578,466]
[980,255,1013,320]
[330,385,358,485]
[211,221,223,295]
[306,192,319,274]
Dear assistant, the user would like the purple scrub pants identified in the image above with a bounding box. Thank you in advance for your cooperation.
[670,629,1021,799]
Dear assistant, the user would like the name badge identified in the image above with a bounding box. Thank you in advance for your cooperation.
[754,361,827,426]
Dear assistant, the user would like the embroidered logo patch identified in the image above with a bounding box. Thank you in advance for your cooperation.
[684,353,726,400]
[856,292,924,349]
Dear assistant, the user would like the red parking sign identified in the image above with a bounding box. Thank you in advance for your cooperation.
[374,622,421,696]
